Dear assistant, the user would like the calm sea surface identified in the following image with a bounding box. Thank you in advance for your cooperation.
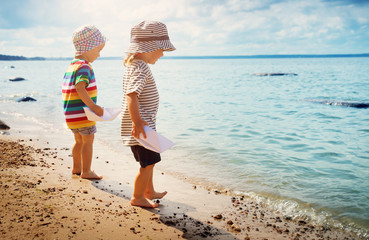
[1,57,368,237]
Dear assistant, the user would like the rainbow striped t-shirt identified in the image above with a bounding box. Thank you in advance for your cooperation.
[62,59,97,129]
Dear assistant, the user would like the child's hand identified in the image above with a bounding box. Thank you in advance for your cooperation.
[92,105,104,117]
[131,119,149,139]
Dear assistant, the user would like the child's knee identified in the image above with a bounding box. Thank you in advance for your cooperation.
[74,133,83,144]
[141,164,155,171]
[74,141,82,148]
[81,134,94,144]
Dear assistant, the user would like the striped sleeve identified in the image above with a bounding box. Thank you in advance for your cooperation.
[75,64,91,86]
[124,64,147,96]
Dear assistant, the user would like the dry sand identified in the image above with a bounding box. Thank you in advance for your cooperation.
[0,136,364,240]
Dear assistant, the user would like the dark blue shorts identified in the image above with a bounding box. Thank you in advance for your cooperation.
[130,145,161,168]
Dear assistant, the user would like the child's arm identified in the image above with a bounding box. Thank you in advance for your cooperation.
[126,92,148,139]
[75,82,104,116]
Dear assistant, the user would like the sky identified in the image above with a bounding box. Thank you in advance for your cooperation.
[0,0,368,58]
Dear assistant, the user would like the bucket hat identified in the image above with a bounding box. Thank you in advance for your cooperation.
[126,20,175,53]
[73,25,106,56]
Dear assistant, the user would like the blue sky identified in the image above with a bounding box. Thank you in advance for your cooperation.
[0,0,368,57]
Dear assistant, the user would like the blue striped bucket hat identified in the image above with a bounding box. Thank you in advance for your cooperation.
[126,21,175,53]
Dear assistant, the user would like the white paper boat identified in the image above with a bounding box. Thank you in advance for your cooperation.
[135,125,175,153]
[83,107,121,121]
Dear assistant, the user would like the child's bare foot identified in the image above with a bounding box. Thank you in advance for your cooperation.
[81,170,102,180]
[145,191,167,200]
[72,169,81,175]
[130,197,159,208]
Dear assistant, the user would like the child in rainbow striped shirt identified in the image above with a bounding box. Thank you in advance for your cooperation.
[62,25,106,179]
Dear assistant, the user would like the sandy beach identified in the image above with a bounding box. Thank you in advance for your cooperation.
[0,119,364,240]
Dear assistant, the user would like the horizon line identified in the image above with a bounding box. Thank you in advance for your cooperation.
[2,53,369,61]
[79,53,369,60]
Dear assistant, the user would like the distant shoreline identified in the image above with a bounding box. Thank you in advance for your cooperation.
[1,53,368,61]
[0,54,46,61]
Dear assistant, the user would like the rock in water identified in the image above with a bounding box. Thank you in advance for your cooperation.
[17,97,37,102]
[306,99,369,109]
[0,120,10,130]
[253,73,298,76]
[332,101,369,109]
[9,77,25,81]
[323,101,369,108]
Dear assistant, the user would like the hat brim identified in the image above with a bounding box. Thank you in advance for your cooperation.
[125,39,175,53]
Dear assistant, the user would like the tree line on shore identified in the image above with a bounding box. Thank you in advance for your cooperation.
[0,54,45,61]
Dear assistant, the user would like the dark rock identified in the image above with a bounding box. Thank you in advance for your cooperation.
[232,225,241,232]
[227,220,234,225]
[17,97,36,102]
[306,99,369,109]
[298,220,307,225]
[253,73,298,76]
[9,77,25,81]
[327,101,369,109]
[0,120,10,130]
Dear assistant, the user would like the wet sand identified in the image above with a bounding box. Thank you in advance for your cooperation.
[0,135,364,239]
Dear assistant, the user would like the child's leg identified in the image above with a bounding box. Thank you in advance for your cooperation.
[80,133,102,179]
[72,133,83,174]
[144,165,167,200]
[131,164,159,208]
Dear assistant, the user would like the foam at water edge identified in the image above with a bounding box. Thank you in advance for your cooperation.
[235,191,368,238]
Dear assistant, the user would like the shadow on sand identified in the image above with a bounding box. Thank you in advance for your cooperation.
[91,179,237,239]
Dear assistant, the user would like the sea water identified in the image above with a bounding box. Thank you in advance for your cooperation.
[1,57,368,237]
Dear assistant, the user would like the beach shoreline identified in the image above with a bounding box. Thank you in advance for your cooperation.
[0,117,364,239]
